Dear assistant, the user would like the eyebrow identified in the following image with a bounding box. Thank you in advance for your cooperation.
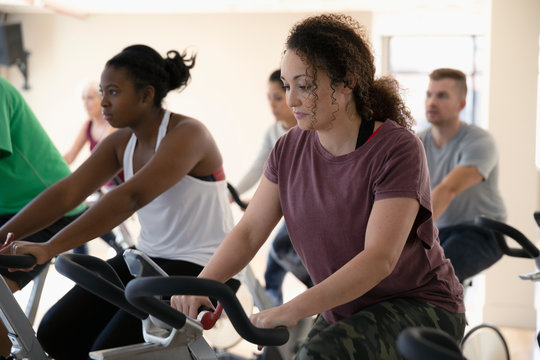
[281,74,307,82]
[427,89,449,95]
[101,84,119,89]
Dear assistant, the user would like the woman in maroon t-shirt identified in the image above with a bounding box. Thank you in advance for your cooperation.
[173,14,465,359]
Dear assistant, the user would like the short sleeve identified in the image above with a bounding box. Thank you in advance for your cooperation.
[373,133,426,202]
[0,81,13,158]
[263,137,281,184]
[372,132,436,248]
[457,130,498,179]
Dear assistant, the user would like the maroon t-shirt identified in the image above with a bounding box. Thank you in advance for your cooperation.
[264,120,465,323]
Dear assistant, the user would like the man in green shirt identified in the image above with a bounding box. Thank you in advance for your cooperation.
[0,76,84,354]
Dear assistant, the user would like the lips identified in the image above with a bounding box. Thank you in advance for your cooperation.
[294,111,307,119]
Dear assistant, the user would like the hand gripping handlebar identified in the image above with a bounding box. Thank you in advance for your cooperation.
[125,276,289,346]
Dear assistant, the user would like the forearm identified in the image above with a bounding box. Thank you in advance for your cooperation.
[431,166,484,221]
[63,123,88,165]
[236,143,271,195]
[284,249,391,320]
[199,221,267,282]
[431,185,455,221]
[235,171,262,195]
[44,189,139,256]
[235,162,264,195]
[63,152,75,165]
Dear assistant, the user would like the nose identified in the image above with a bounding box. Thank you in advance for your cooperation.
[425,95,435,108]
[100,95,108,108]
[286,88,300,108]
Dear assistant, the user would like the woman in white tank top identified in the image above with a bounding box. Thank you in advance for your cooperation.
[2,44,234,359]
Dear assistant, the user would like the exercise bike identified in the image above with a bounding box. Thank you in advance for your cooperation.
[397,213,540,360]
[53,251,289,360]
[0,247,225,360]
[0,253,48,360]
[0,182,301,360]
[0,249,159,359]
[14,177,136,329]
[0,204,137,359]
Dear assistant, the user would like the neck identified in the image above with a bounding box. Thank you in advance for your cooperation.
[317,114,362,156]
[431,119,462,148]
[131,107,165,146]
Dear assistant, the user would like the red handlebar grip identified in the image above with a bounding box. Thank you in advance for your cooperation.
[199,303,223,330]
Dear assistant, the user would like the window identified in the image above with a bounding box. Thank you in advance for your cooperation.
[386,35,487,132]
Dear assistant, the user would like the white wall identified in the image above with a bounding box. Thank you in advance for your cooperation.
[483,0,540,329]
[1,11,372,184]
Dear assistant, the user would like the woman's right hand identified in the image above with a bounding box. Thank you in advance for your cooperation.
[0,237,52,271]
[170,294,214,320]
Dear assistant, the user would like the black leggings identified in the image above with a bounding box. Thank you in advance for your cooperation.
[37,251,227,360]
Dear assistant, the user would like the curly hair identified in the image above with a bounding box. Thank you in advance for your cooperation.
[286,14,413,129]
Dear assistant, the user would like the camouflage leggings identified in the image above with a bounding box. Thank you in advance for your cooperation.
[295,298,466,360]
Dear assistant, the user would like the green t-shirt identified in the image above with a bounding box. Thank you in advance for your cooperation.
[0,77,84,216]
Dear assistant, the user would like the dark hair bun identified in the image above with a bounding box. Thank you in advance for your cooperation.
[164,50,196,93]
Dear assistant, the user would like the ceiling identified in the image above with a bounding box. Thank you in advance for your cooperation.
[0,0,487,18]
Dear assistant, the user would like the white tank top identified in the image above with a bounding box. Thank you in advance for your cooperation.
[123,110,234,266]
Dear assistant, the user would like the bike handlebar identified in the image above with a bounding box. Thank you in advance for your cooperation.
[125,276,290,346]
[55,253,147,319]
[54,253,289,346]
[227,182,248,210]
[474,216,540,259]
[0,254,36,269]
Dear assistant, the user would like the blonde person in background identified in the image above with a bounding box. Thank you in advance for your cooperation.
[64,81,122,255]
[63,81,114,165]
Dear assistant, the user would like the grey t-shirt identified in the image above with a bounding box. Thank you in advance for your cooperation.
[418,123,506,228]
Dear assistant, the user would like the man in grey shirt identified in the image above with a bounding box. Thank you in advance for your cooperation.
[418,68,507,283]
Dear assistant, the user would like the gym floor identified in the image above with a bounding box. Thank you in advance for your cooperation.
[13,234,538,360]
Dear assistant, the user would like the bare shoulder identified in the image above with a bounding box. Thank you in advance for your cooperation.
[168,113,211,138]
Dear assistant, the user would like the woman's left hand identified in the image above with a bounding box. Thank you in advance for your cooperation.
[249,304,299,330]
[249,305,300,350]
